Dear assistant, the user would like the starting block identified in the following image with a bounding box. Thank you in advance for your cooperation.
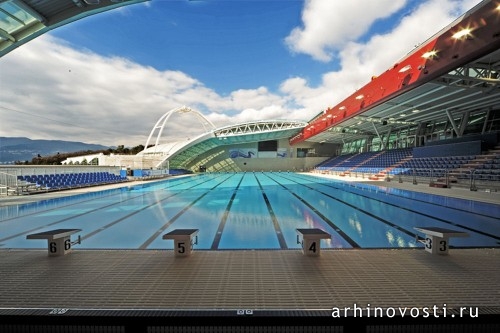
[296,228,331,256]
[414,227,469,255]
[26,229,82,256]
[163,229,199,257]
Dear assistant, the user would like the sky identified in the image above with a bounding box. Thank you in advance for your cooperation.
[0,0,482,147]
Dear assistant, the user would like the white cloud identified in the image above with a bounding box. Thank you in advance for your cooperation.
[0,0,483,149]
[0,35,293,147]
[0,36,210,146]
[285,0,408,62]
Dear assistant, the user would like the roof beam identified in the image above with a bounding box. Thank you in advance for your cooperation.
[11,0,47,23]
[0,27,15,42]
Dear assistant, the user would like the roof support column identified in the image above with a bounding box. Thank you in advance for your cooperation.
[446,109,461,138]
[371,122,386,150]
[481,108,491,134]
[458,111,470,137]
[384,126,392,150]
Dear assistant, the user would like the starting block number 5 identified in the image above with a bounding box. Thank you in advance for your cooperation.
[177,242,186,254]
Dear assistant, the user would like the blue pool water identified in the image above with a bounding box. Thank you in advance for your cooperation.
[1,172,499,250]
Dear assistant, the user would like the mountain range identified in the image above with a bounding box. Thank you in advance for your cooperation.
[0,137,109,164]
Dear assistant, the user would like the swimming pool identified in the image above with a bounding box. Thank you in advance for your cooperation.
[1,172,499,250]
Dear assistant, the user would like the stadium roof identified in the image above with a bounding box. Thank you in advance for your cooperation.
[0,0,148,58]
[291,0,500,146]
[140,119,307,169]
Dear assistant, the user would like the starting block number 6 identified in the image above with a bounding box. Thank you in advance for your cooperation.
[49,240,71,253]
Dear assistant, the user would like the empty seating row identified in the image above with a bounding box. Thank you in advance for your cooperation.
[316,149,412,172]
[315,149,500,182]
[168,169,193,175]
[17,172,128,191]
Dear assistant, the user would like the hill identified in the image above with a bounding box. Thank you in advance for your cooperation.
[0,137,110,164]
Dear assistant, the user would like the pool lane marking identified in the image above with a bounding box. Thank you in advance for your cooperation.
[0,176,208,243]
[263,173,360,248]
[210,173,245,250]
[138,173,236,250]
[254,173,288,249]
[275,172,431,241]
[303,174,499,220]
[81,174,230,244]
[0,175,203,223]
[0,190,163,243]
[0,188,133,223]
[293,173,500,241]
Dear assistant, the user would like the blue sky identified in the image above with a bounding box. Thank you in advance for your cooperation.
[51,1,337,94]
[0,0,482,146]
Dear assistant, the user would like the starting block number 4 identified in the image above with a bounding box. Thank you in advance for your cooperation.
[307,241,318,253]
[296,228,331,257]
[297,238,319,254]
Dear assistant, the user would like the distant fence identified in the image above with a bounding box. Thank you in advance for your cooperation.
[0,166,125,195]
[0,165,123,177]
[313,167,500,191]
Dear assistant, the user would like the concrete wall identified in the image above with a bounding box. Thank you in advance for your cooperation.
[63,153,166,170]
[231,156,328,172]
[0,165,122,177]
[178,138,337,172]
[58,138,341,173]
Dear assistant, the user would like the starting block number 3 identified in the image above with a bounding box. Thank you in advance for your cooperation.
[425,237,447,252]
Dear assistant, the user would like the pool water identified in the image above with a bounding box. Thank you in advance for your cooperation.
[1,172,499,250]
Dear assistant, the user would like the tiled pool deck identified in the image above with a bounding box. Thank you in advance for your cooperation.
[1,173,499,331]
[1,248,499,310]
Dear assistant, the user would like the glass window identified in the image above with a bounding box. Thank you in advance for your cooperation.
[0,2,39,35]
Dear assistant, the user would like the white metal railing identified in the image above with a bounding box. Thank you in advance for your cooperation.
[0,165,123,177]
[0,171,22,196]
[313,167,500,191]
[0,166,126,196]
[0,171,19,187]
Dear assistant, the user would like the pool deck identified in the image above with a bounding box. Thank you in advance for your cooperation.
[0,248,498,310]
[1,173,499,328]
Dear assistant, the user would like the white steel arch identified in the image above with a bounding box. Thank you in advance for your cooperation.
[144,106,216,153]
[213,120,307,137]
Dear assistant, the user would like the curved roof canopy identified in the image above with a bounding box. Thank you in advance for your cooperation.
[290,0,500,146]
[0,0,148,58]
[141,119,307,169]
